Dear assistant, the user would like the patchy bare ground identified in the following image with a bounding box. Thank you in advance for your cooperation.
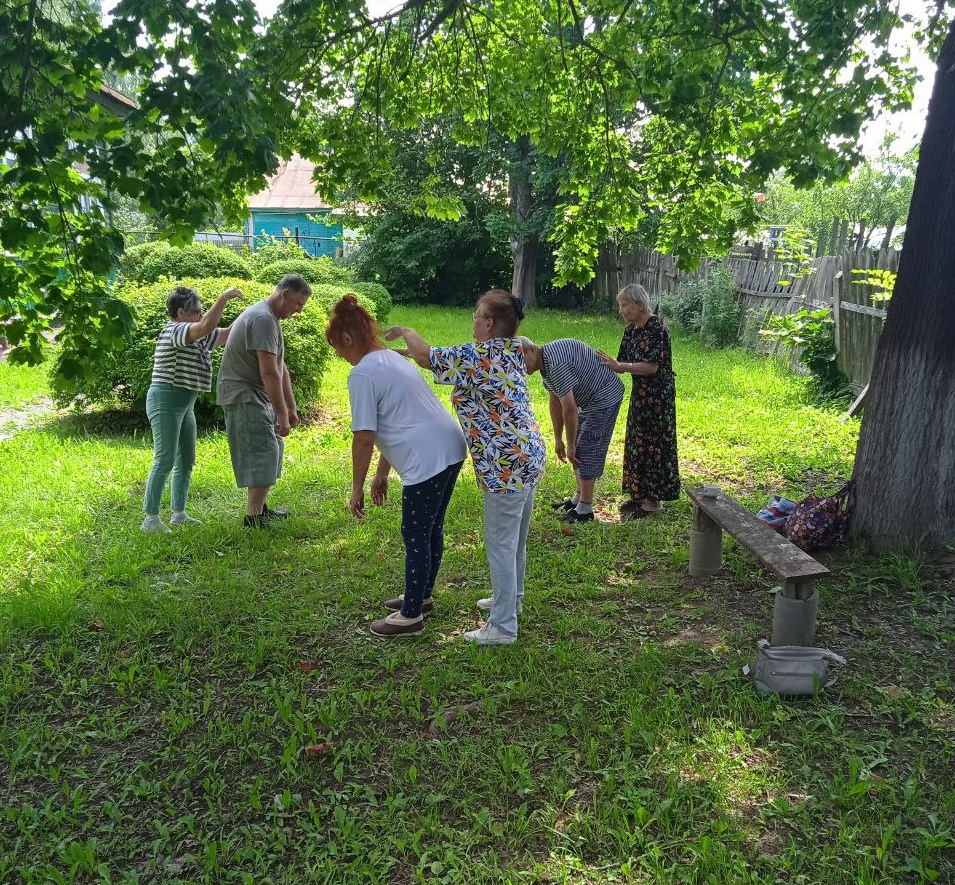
[0,397,57,442]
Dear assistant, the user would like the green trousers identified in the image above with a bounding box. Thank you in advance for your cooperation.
[143,382,199,515]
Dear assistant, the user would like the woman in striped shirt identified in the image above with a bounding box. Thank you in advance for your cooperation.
[141,285,243,533]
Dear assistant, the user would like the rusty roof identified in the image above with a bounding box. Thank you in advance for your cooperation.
[247,156,332,211]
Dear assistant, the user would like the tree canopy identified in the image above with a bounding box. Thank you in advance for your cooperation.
[270,0,924,284]
[0,0,944,363]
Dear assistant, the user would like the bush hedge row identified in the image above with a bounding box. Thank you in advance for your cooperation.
[252,257,352,288]
[117,242,392,325]
[136,243,253,284]
[52,278,382,419]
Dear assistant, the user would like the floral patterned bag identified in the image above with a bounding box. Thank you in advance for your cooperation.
[783,482,853,552]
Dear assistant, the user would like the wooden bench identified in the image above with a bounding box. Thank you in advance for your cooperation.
[685,487,830,646]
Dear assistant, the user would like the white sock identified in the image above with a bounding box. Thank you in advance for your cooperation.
[571,492,581,505]
[576,500,593,515]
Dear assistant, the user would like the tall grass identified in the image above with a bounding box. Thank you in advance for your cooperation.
[0,307,950,885]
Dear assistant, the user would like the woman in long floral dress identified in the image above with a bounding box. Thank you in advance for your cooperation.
[597,283,680,519]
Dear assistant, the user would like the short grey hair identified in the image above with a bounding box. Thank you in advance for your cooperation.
[276,273,312,298]
[617,283,651,312]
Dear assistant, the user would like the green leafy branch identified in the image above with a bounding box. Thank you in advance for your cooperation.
[851,268,896,303]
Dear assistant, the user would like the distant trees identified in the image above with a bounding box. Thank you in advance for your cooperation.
[757,139,918,249]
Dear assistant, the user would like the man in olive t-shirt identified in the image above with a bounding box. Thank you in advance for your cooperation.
[216,273,311,527]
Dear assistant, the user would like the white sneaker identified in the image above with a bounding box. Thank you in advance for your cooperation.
[463,623,516,645]
[170,511,203,527]
[140,515,171,534]
[476,597,522,614]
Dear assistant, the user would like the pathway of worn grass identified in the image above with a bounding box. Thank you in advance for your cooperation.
[1,307,952,883]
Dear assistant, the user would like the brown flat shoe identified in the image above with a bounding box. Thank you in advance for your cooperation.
[369,615,425,637]
[619,499,642,516]
[383,597,434,615]
[621,506,659,521]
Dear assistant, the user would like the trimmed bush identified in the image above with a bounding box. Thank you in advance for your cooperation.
[349,282,393,326]
[52,278,333,419]
[306,283,378,320]
[250,236,311,267]
[136,243,253,284]
[253,257,352,288]
[117,241,172,283]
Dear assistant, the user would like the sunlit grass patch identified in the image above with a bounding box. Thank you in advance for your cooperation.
[0,306,951,884]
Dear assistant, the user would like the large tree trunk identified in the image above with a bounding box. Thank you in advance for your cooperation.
[851,20,955,550]
[509,134,538,307]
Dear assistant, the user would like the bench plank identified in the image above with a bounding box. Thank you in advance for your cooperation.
[686,487,829,581]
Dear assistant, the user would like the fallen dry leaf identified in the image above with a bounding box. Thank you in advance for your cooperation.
[88,620,105,632]
[304,742,334,756]
[297,660,315,673]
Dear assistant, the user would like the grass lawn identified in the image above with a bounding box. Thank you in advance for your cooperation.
[0,305,952,884]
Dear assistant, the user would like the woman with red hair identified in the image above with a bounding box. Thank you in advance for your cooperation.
[326,295,467,637]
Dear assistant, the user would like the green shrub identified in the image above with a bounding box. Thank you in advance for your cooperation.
[253,257,352,288]
[52,277,332,419]
[699,266,740,347]
[760,308,850,403]
[136,243,253,283]
[349,282,393,326]
[117,241,172,283]
[305,283,377,318]
[250,234,311,267]
[661,278,705,334]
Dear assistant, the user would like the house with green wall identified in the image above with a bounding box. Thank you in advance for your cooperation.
[246,155,343,258]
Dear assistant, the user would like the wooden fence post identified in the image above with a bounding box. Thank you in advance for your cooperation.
[831,271,843,356]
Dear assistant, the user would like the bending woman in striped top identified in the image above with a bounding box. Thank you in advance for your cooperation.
[141,285,244,533]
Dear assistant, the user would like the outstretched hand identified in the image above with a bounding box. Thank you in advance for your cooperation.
[595,350,619,372]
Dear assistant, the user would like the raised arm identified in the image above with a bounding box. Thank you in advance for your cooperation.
[186,287,244,343]
[384,325,432,369]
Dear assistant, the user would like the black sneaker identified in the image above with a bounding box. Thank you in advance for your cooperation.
[551,498,576,512]
[262,505,290,522]
[243,514,269,529]
[559,509,595,523]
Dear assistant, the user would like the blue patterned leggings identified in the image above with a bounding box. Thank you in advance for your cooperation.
[400,460,464,618]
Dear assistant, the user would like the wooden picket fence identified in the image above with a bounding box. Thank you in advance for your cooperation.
[593,244,898,392]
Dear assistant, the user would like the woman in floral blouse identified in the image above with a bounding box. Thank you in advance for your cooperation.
[598,283,680,519]
[386,289,546,645]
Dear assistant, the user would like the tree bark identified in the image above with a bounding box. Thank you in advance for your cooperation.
[509,134,538,307]
[851,19,955,550]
